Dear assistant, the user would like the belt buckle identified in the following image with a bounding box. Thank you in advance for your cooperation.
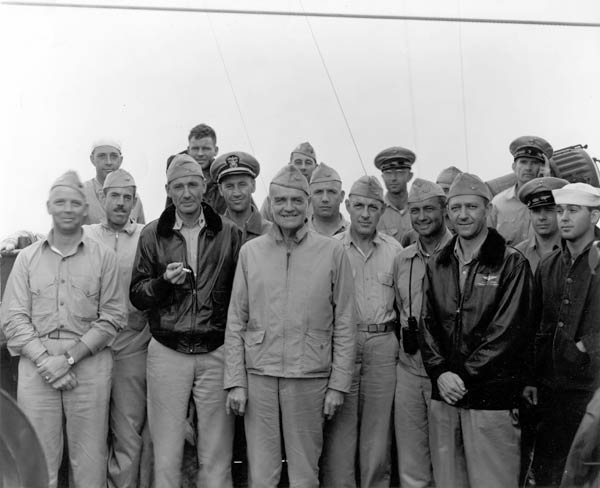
[367,324,378,333]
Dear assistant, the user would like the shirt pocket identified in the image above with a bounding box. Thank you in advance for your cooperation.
[70,275,100,322]
[377,272,395,311]
[29,277,56,323]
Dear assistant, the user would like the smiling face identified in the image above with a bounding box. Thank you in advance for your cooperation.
[310,181,344,219]
[409,196,446,238]
[187,136,218,171]
[447,194,490,240]
[345,194,384,238]
[219,174,256,214]
[269,184,309,232]
[47,186,88,234]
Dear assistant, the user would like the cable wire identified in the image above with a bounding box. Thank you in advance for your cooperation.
[456,0,470,172]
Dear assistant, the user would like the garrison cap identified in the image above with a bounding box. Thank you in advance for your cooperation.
[436,166,463,188]
[349,175,384,203]
[290,142,316,162]
[553,183,600,208]
[374,146,416,171]
[509,136,553,163]
[270,165,310,195]
[50,170,86,200]
[210,151,260,183]
[103,168,136,190]
[517,176,568,209]
[166,154,205,184]
[408,178,446,204]
[447,172,492,201]
[91,138,122,153]
[310,163,342,185]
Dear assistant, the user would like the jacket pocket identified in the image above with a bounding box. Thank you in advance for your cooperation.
[243,329,266,370]
[302,329,332,375]
[554,327,593,382]
[211,290,229,325]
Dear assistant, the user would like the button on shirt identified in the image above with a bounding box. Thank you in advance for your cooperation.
[173,211,206,276]
[336,230,401,326]
[489,185,532,245]
[377,194,413,244]
[1,231,126,361]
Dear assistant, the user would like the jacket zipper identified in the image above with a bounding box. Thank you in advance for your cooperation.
[175,229,197,350]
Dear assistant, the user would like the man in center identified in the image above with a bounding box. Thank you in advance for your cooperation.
[224,165,356,488]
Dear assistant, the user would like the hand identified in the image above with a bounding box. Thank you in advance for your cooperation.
[37,355,70,384]
[576,341,587,353]
[522,386,538,406]
[437,372,467,405]
[226,387,247,416]
[323,388,344,420]
[51,371,78,391]
[163,262,189,285]
[0,239,16,254]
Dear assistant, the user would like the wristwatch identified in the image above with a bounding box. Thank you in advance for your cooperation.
[64,351,75,366]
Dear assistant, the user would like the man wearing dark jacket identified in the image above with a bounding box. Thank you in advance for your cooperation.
[523,183,600,487]
[130,154,242,488]
[420,172,533,488]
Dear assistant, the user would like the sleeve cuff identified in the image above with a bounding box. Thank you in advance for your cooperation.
[19,338,47,362]
[581,334,600,355]
[80,329,113,355]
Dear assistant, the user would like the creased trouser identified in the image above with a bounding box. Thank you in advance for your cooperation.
[17,337,112,488]
[108,349,148,488]
[245,374,327,488]
[394,363,434,488]
[321,331,397,488]
[429,400,520,488]
[146,338,233,488]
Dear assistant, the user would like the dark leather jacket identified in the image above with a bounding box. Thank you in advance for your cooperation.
[130,203,242,354]
[420,228,534,409]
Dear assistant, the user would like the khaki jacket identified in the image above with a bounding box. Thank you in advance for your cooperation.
[224,225,356,392]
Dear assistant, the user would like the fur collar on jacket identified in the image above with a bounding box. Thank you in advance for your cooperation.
[436,227,506,267]
[157,202,222,238]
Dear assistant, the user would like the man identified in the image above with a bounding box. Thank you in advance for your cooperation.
[210,150,271,242]
[320,175,400,488]
[307,163,349,237]
[130,155,242,488]
[436,166,463,194]
[489,136,553,245]
[1,171,126,488]
[420,172,533,488]
[375,146,415,244]
[393,179,453,488]
[85,138,145,224]
[224,165,355,488]
[523,183,600,487]
[260,141,318,221]
[166,123,226,214]
[514,176,568,272]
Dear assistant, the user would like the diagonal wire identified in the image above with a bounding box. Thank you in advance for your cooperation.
[204,11,268,192]
[298,0,367,174]
[456,0,470,172]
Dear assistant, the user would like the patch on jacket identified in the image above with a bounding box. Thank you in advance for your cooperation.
[475,273,500,287]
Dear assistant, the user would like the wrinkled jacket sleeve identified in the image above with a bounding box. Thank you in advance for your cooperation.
[130,225,174,311]
[462,255,533,381]
[79,248,127,354]
[328,247,356,393]
[224,247,249,390]
[419,263,448,382]
[1,251,46,360]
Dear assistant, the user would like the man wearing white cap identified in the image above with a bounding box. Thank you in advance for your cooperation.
[320,175,400,488]
[420,173,533,488]
[1,171,126,488]
[393,179,453,488]
[224,165,355,488]
[130,155,242,488]
[85,139,145,225]
[523,183,600,487]
[307,163,349,237]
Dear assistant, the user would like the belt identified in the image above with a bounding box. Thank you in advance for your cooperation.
[44,330,80,340]
[357,319,397,333]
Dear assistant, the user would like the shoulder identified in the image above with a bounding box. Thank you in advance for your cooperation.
[378,232,402,249]
[397,242,418,259]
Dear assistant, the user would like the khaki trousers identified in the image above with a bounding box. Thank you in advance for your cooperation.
[429,400,521,488]
[394,364,434,488]
[18,338,112,488]
[245,374,328,488]
[146,338,234,488]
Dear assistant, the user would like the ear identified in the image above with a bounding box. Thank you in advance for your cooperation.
[339,190,346,201]
[165,183,170,198]
[250,179,256,194]
[46,200,51,215]
[512,161,517,173]
[89,153,96,166]
[116,154,123,169]
[590,209,600,226]
[345,199,351,213]
[82,202,89,219]
[408,171,414,183]
[214,145,219,157]
[218,184,224,197]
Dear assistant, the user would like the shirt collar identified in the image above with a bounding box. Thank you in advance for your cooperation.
[454,229,488,265]
[308,214,350,235]
[44,228,86,257]
[173,209,205,231]
[269,222,309,244]
[224,205,263,235]
[100,218,138,235]
[383,193,407,215]
[340,228,385,248]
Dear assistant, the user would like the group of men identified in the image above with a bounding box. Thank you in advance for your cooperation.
[1,124,599,488]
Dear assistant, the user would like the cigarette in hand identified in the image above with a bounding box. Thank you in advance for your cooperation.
[182,267,192,273]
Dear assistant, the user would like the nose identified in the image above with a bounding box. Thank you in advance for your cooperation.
[458,206,468,219]
[321,191,330,203]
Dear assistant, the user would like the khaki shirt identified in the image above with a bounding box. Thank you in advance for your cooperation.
[224,205,271,243]
[377,194,412,244]
[394,229,453,376]
[489,185,532,245]
[307,214,350,237]
[224,225,356,392]
[1,231,126,361]
[82,178,145,225]
[514,234,560,274]
[336,230,401,326]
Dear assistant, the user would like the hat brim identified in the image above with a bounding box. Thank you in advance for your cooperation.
[217,167,257,183]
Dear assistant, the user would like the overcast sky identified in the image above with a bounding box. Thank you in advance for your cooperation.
[1,0,599,231]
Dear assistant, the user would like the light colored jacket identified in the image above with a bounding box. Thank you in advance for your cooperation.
[224,225,356,392]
